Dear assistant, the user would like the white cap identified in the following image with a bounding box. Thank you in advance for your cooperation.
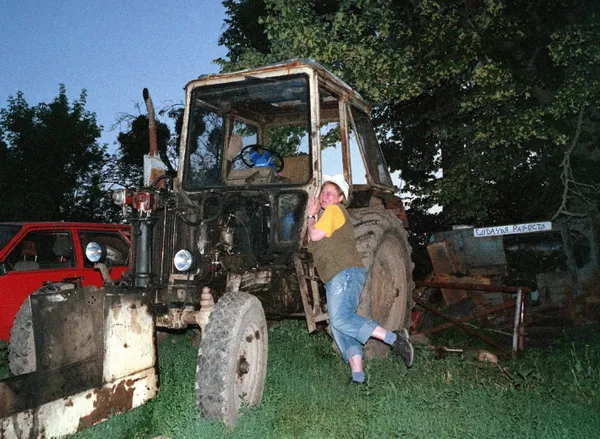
[323,174,349,201]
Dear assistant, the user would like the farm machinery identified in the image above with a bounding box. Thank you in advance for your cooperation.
[0,59,413,437]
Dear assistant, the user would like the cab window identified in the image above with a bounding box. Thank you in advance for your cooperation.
[349,106,393,187]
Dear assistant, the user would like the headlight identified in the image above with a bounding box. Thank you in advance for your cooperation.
[112,189,126,205]
[111,188,134,206]
[86,242,106,263]
[174,249,194,272]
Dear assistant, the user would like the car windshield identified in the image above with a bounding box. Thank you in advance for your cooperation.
[0,225,22,250]
[183,74,312,189]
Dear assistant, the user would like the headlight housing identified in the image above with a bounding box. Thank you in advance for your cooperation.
[85,242,106,263]
[111,188,134,205]
[174,249,194,272]
[112,189,126,205]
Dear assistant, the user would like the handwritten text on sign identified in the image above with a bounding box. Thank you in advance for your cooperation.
[473,222,552,238]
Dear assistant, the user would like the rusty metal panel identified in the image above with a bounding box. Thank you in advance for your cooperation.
[0,288,157,439]
[0,361,102,418]
[381,195,409,229]
[432,229,507,276]
[1,368,158,439]
[226,270,272,295]
[103,292,156,382]
[31,286,104,373]
[463,235,507,274]
[427,242,464,275]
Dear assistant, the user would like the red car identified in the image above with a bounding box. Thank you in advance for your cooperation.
[0,222,131,342]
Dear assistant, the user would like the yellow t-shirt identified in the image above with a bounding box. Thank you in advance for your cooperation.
[308,203,363,283]
[314,204,345,237]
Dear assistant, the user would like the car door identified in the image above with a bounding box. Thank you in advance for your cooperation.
[76,228,130,284]
[0,228,86,341]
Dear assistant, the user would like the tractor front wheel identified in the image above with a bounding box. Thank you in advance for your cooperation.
[195,291,268,426]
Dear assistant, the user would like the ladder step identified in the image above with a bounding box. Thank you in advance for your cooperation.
[302,275,321,282]
[313,313,329,323]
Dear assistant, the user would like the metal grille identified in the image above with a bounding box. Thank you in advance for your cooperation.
[152,208,177,286]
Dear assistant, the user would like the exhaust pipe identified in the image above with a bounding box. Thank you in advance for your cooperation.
[142,88,167,187]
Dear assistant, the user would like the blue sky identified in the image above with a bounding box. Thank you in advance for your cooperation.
[0,0,228,149]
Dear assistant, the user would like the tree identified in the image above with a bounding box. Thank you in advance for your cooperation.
[0,86,119,222]
[106,90,184,191]
[217,0,600,233]
[547,18,600,219]
[109,112,176,189]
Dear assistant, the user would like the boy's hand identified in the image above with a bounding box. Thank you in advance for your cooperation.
[307,196,320,216]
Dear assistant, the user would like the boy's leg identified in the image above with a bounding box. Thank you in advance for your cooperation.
[349,354,364,383]
[326,268,377,344]
[364,326,414,368]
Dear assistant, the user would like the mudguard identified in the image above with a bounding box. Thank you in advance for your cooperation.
[0,285,158,439]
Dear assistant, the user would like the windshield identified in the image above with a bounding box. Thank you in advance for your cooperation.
[0,225,22,250]
[183,74,312,189]
[349,106,394,187]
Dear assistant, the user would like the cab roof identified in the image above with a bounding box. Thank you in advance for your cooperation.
[187,59,368,110]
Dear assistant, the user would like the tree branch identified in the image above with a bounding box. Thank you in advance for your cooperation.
[551,103,595,220]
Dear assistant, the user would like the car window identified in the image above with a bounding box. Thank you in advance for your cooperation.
[79,231,129,267]
[0,225,22,250]
[6,231,75,272]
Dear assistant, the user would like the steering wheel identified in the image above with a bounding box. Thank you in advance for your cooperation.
[239,144,284,173]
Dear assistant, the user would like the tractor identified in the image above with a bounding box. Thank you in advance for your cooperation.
[0,59,413,437]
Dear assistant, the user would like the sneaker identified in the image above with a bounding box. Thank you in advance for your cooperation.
[392,328,414,368]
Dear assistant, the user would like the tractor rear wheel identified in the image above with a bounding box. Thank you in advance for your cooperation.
[351,209,414,359]
[195,291,268,426]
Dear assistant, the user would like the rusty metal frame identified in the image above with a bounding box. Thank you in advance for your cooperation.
[293,253,329,333]
[413,281,528,355]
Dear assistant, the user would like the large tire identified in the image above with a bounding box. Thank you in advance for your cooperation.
[195,291,268,427]
[8,296,35,375]
[9,283,76,375]
[351,209,415,359]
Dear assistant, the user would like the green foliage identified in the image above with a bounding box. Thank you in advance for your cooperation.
[0,86,120,222]
[73,321,600,438]
[218,0,600,227]
[109,114,176,189]
[569,342,600,404]
[0,86,183,224]
[267,125,308,156]
[499,365,542,391]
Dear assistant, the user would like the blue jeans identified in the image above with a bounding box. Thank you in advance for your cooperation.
[325,267,378,362]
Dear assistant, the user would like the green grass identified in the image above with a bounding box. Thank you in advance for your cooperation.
[23,322,600,438]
